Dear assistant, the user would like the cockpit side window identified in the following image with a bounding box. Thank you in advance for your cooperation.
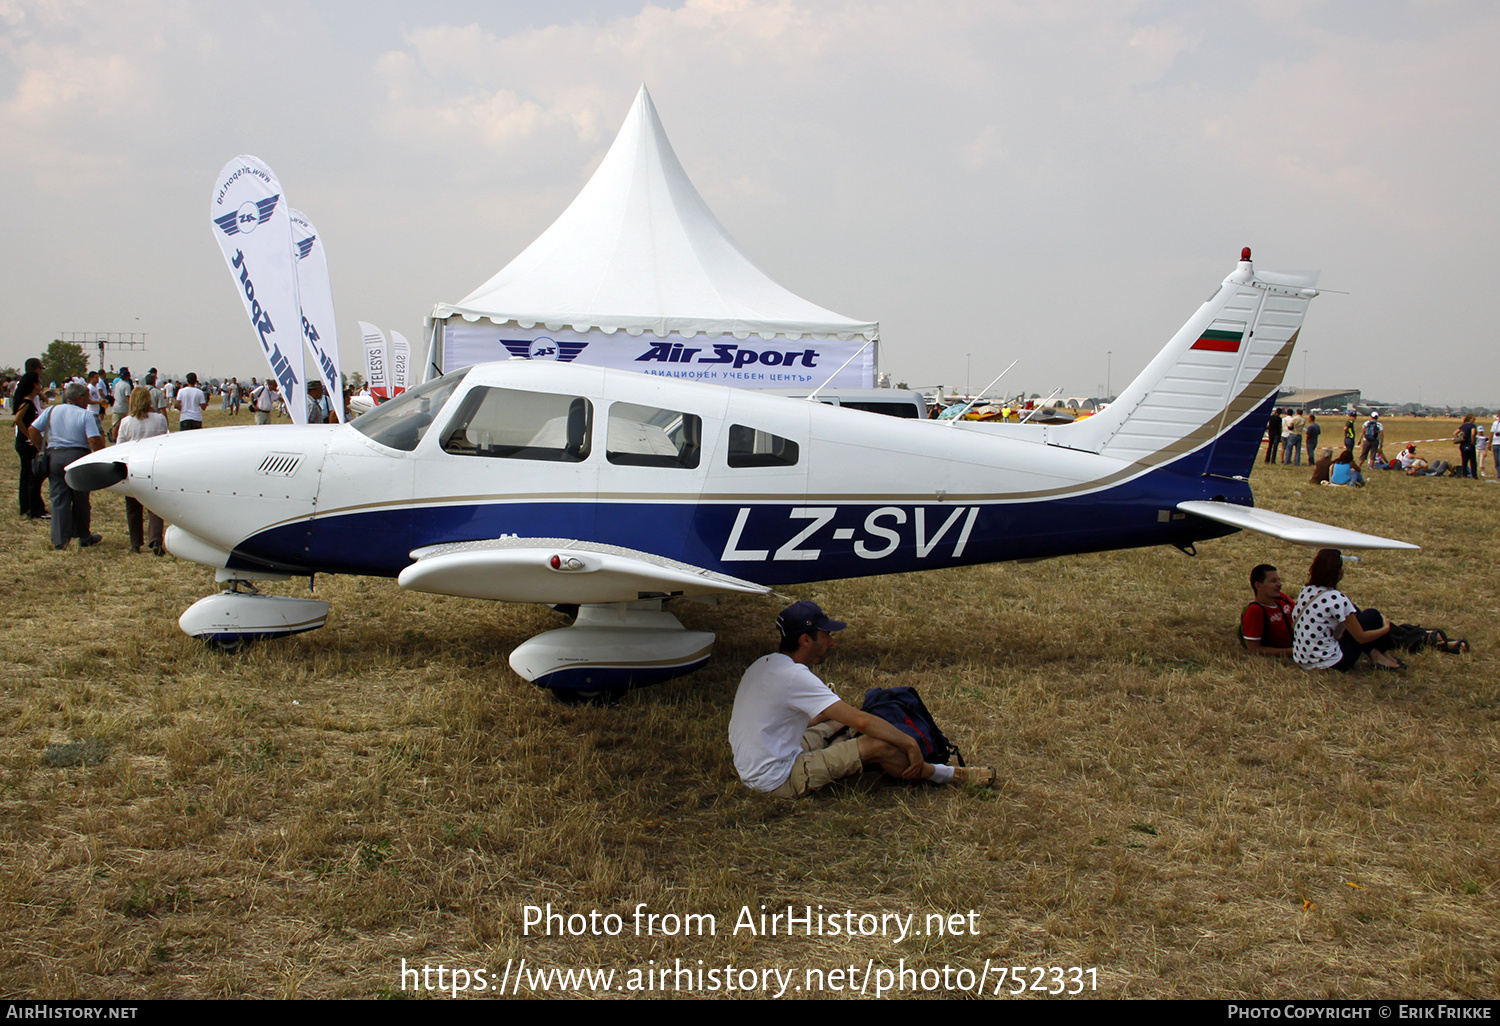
[440,386,594,462]
[606,402,701,469]
[727,424,799,468]
[349,370,467,452]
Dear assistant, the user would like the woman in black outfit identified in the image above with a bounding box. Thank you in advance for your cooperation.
[12,374,47,520]
[1454,415,1478,479]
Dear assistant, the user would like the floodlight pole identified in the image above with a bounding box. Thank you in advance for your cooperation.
[61,332,148,374]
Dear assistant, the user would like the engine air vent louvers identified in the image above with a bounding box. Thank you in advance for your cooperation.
[255,453,303,477]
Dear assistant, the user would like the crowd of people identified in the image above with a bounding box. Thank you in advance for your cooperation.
[1247,410,1481,671]
[5,355,364,551]
[1265,407,1497,484]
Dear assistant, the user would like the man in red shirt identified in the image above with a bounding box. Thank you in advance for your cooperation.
[1242,563,1294,658]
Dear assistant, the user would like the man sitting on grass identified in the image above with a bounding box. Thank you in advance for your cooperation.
[1242,564,1294,658]
[729,601,995,797]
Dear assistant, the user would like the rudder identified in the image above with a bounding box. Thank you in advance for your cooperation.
[1067,249,1319,480]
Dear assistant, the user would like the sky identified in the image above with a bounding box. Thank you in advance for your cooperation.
[2,0,1497,405]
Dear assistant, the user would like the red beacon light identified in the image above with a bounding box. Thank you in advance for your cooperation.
[1241,247,1252,261]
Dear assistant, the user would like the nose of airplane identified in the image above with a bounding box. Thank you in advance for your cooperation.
[65,437,166,494]
[64,452,128,491]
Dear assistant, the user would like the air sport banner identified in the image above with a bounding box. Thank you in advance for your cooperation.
[210,155,308,423]
[439,324,876,389]
[290,209,342,415]
[389,331,411,396]
[360,321,390,400]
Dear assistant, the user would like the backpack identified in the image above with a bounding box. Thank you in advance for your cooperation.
[1387,623,1429,654]
[1238,604,1266,648]
[861,687,963,767]
[1364,421,1379,440]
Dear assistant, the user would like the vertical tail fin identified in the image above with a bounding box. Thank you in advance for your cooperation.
[1067,249,1319,479]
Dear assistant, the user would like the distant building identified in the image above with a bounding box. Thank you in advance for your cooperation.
[1277,388,1360,411]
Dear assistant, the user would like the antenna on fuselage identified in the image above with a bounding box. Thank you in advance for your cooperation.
[803,338,876,403]
[944,359,1019,427]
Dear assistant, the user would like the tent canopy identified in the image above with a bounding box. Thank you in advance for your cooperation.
[430,86,876,342]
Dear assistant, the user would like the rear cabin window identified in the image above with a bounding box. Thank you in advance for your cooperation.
[606,403,702,469]
[727,424,800,468]
[440,387,593,462]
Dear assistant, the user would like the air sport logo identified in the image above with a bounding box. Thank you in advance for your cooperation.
[500,338,589,362]
[214,195,281,237]
[636,341,821,369]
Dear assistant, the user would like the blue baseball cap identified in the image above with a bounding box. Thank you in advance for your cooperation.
[776,601,847,639]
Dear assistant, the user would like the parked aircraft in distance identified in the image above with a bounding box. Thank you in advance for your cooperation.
[68,249,1415,697]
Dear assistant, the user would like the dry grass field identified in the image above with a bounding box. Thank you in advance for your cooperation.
[1,412,1496,999]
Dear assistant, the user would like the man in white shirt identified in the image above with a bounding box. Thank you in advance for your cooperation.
[1359,412,1384,464]
[175,373,207,431]
[85,371,104,430]
[1281,409,1306,466]
[729,601,995,797]
[109,367,133,440]
[251,379,278,424]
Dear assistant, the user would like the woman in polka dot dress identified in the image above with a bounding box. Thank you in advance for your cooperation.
[1292,548,1404,672]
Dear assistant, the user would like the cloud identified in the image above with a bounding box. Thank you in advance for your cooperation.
[1126,21,1198,84]
[0,0,1497,402]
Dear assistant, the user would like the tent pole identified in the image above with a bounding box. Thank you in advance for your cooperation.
[424,319,444,382]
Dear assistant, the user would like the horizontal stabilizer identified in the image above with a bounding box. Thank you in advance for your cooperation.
[399,537,771,604]
[1177,500,1418,551]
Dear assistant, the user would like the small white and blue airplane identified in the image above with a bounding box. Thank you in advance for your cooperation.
[67,249,1414,696]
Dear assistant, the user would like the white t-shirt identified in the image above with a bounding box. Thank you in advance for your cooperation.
[177,386,206,422]
[116,412,169,443]
[729,653,840,792]
[111,378,132,414]
[1292,585,1357,670]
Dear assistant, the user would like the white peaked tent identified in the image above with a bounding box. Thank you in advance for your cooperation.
[427,86,878,389]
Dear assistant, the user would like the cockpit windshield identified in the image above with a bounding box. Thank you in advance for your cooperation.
[349,368,469,452]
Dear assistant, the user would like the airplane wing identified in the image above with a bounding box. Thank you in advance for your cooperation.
[397,537,772,604]
[1177,500,1419,551]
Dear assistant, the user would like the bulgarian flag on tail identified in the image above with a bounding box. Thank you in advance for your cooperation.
[1191,327,1245,353]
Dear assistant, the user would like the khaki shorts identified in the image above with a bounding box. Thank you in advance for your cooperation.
[766,721,864,798]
